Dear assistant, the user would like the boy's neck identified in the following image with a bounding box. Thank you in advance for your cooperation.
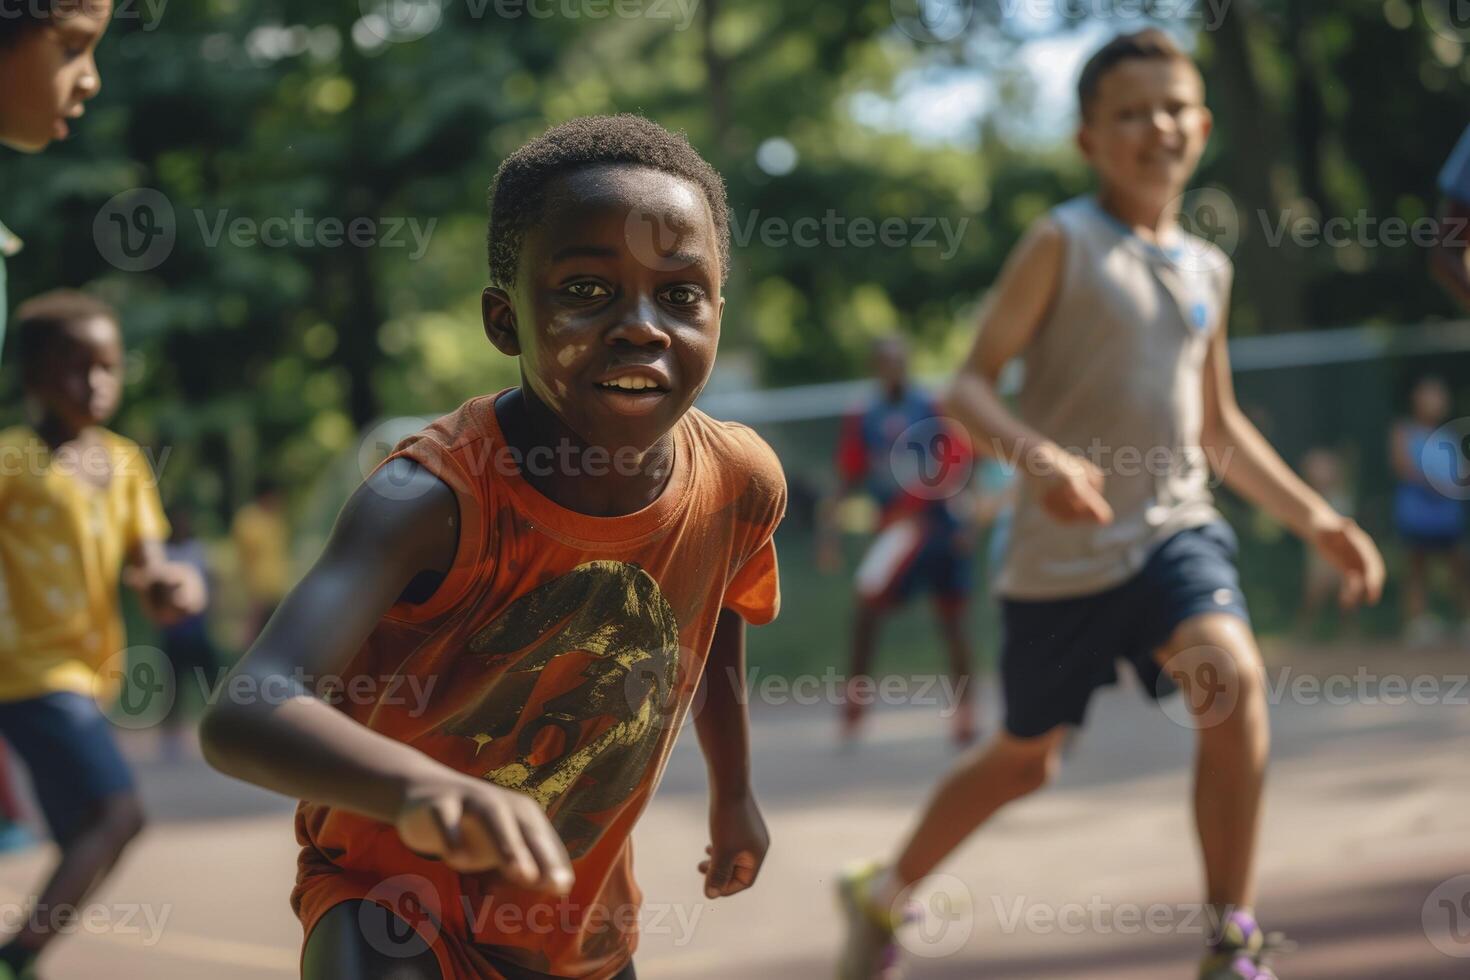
[1095,184,1180,243]
[32,413,94,452]
[495,387,677,518]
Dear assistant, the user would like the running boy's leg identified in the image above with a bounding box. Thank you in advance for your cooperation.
[0,693,145,969]
[836,726,1067,980]
[933,597,976,744]
[1153,613,1270,915]
[303,900,443,980]
[892,726,1067,886]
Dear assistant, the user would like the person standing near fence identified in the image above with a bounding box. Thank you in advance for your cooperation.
[1390,376,1470,646]
[818,335,981,748]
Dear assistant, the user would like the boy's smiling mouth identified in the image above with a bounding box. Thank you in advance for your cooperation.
[593,365,673,415]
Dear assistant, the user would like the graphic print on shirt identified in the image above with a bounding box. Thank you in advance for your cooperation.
[442,560,680,859]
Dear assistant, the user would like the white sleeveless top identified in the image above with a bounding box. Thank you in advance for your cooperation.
[995,196,1231,600]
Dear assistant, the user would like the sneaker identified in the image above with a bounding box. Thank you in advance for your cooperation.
[836,861,913,980]
[0,958,39,980]
[1199,910,1291,979]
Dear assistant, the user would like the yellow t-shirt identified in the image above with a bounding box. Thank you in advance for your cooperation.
[0,425,170,701]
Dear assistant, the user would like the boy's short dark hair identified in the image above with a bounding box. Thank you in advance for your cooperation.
[0,0,101,47]
[486,113,730,289]
[14,289,118,371]
[1077,28,1196,119]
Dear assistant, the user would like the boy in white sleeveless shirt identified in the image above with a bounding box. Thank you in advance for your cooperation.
[837,29,1384,980]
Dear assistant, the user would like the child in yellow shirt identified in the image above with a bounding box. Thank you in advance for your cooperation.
[0,290,204,978]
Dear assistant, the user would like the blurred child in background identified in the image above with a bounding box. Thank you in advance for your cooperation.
[231,479,289,647]
[0,290,204,978]
[1390,376,1469,646]
[819,335,980,747]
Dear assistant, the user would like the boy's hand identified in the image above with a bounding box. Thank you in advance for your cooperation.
[1029,444,1114,525]
[1310,513,1385,609]
[698,794,768,899]
[125,561,206,626]
[396,777,574,893]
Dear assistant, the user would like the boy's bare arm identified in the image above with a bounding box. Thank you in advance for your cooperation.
[944,218,1112,524]
[200,458,573,891]
[693,609,767,898]
[1200,317,1384,605]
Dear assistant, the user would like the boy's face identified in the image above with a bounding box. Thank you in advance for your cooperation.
[27,316,124,430]
[871,339,908,389]
[1078,57,1211,200]
[1413,381,1449,424]
[484,164,724,453]
[0,0,111,152]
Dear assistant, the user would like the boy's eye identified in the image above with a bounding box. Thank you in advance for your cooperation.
[564,281,610,300]
[662,285,702,306]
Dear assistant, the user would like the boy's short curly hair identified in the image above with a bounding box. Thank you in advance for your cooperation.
[486,114,730,289]
[14,288,118,372]
[1077,28,1197,120]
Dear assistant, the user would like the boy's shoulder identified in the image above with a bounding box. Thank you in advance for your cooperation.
[0,424,142,454]
[1048,194,1235,279]
[680,408,787,504]
[0,425,30,450]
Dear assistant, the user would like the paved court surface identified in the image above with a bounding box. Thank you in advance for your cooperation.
[0,644,1466,979]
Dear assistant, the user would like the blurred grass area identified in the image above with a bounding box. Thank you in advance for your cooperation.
[752,523,1006,680]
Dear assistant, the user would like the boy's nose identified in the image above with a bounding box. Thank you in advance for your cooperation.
[607,297,672,349]
[77,58,102,101]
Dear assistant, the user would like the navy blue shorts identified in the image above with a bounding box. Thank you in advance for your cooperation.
[999,522,1251,738]
[0,692,136,845]
[856,516,973,608]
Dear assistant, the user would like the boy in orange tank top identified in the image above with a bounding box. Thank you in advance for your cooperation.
[201,114,787,980]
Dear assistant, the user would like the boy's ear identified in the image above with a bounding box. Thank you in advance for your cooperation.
[1075,124,1093,163]
[482,287,520,356]
[1197,105,1214,145]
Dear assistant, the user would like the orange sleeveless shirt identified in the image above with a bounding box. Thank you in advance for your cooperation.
[291,392,785,979]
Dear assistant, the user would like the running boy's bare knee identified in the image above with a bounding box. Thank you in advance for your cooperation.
[982,730,1065,797]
